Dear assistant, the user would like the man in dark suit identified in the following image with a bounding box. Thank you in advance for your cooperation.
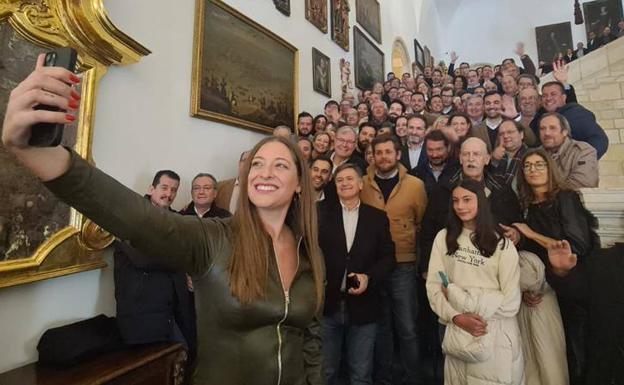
[587,31,600,52]
[400,114,428,172]
[180,173,231,218]
[319,163,395,385]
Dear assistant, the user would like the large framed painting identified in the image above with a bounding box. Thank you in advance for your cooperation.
[191,0,298,134]
[0,2,149,288]
[423,46,432,68]
[413,39,425,71]
[583,0,623,40]
[354,26,384,90]
[535,22,573,62]
[312,48,331,97]
[356,0,381,44]
[331,0,350,51]
[306,0,327,33]
[273,0,290,16]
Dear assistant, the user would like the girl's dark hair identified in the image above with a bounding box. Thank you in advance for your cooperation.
[446,179,504,258]
[453,75,468,90]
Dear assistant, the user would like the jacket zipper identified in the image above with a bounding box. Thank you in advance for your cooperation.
[274,237,302,385]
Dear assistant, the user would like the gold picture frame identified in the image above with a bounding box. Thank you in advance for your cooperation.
[0,0,150,288]
[190,0,299,134]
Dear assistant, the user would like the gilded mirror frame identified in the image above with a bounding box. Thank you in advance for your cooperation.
[0,0,150,288]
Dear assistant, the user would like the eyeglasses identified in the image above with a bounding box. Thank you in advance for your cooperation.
[523,162,547,171]
[335,138,356,146]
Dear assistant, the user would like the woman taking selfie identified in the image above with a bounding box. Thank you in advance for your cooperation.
[426,179,523,385]
[2,55,324,385]
[513,148,599,385]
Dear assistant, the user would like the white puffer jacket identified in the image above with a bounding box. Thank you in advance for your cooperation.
[517,250,569,385]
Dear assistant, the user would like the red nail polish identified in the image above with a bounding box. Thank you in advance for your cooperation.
[68,100,79,109]
[69,74,81,83]
[65,114,76,122]
[71,90,81,100]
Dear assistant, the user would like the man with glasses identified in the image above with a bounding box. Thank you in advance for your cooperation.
[180,173,231,218]
[538,113,598,188]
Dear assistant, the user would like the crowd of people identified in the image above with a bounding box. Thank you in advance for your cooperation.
[2,31,622,385]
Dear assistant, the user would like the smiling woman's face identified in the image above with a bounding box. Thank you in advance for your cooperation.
[247,141,301,211]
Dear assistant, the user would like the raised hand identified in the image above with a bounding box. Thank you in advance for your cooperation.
[514,42,525,57]
[2,53,80,149]
[450,51,458,64]
[547,239,577,276]
[501,95,518,119]
[552,60,569,85]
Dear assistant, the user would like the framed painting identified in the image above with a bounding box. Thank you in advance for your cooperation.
[191,0,298,134]
[305,0,327,33]
[583,0,623,40]
[356,0,381,44]
[354,26,384,90]
[423,46,431,68]
[413,39,425,71]
[331,0,350,51]
[273,0,290,16]
[535,22,573,62]
[312,48,331,97]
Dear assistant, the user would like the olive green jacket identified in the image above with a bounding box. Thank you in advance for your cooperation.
[44,150,324,385]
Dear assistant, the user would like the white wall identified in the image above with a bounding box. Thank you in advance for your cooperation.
[441,0,624,66]
[0,0,440,372]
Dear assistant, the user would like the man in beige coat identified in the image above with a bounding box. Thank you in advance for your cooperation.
[360,135,427,384]
[538,112,598,189]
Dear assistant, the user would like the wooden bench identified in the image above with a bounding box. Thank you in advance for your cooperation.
[0,342,187,385]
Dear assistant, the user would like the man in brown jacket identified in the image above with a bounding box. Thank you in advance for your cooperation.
[539,112,599,188]
[360,135,427,384]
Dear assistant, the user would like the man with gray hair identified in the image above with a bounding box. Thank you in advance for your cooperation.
[180,173,231,218]
[273,125,292,140]
[370,100,389,126]
[538,112,598,188]
[331,126,369,173]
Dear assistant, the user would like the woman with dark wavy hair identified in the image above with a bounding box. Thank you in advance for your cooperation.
[513,148,599,385]
[426,179,523,385]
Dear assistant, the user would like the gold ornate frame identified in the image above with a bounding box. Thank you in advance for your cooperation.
[190,0,298,134]
[0,0,150,288]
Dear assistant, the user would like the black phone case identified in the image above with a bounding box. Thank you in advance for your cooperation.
[29,47,78,147]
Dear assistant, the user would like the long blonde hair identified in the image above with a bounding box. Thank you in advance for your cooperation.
[228,136,324,312]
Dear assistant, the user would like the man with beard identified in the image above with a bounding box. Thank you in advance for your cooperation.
[354,122,377,162]
[538,113,598,188]
[533,81,608,159]
[310,156,333,202]
[370,100,389,126]
[449,138,523,244]
[361,135,427,385]
[414,130,460,277]
[297,111,314,138]
[431,69,443,87]
[410,92,438,127]
[400,115,428,171]
[388,100,405,123]
[472,91,536,151]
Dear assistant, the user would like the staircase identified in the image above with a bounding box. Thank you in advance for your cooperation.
[540,37,624,246]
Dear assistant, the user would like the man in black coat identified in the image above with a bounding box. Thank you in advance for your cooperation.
[179,173,231,219]
[114,170,196,364]
[400,114,428,172]
[318,163,395,385]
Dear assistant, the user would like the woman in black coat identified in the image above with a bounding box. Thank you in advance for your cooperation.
[512,148,599,385]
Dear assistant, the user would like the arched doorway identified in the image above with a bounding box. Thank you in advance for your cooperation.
[392,38,411,77]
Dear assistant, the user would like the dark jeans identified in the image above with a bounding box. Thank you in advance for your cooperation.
[374,263,421,385]
[559,300,588,385]
[322,301,378,385]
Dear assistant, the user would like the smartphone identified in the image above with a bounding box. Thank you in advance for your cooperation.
[438,271,449,288]
[346,275,360,290]
[29,47,78,147]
